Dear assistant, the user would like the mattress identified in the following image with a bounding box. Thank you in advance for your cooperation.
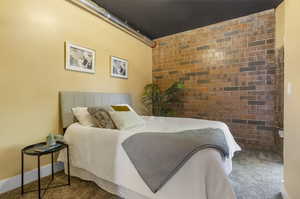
[58,116,241,199]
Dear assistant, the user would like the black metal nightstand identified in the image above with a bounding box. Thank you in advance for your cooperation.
[21,141,70,199]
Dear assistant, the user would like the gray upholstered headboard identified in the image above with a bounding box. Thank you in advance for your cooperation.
[60,91,132,129]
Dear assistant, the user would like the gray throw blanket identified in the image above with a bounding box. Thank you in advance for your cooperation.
[122,128,229,193]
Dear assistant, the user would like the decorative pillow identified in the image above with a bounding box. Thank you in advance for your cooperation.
[109,111,145,130]
[71,107,95,127]
[111,104,137,113]
[87,107,116,129]
[111,105,130,112]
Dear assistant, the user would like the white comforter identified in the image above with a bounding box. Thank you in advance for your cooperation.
[59,116,241,199]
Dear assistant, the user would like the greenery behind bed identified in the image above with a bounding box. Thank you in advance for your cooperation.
[142,81,184,116]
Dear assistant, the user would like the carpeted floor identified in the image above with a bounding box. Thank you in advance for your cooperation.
[0,150,283,199]
[230,150,283,199]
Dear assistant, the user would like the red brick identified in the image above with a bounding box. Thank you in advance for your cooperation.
[152,10,283,151]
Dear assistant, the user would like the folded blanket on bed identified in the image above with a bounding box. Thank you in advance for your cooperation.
[122,128,229,193]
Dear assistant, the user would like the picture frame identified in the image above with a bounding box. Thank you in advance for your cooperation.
[65,41,95,74]
[111,56,128,79]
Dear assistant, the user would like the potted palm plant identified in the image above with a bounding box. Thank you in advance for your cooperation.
[142,81,184,116]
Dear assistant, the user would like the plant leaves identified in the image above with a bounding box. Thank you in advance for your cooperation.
[141,81,184,116]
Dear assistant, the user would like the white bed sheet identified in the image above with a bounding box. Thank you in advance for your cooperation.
[58,116,241,199]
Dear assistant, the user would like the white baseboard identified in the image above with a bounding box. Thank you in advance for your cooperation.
[0,162,64,194]
[281,183,290,199]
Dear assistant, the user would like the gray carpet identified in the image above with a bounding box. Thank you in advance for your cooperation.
[0,150,283,199]
[230,150,283,199]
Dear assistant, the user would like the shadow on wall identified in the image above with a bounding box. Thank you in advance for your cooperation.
[274,47,284,156]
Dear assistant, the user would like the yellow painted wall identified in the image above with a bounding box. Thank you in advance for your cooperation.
[275,2,285,48]
[284,0,300,198]
[0,0,152,180]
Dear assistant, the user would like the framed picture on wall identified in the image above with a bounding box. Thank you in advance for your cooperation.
[111,56,128,79]
[65,41,95,74]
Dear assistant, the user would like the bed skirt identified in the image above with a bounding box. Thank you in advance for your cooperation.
[63,163,150,199]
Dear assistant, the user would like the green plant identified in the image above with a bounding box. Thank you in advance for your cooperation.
[142,81,184,116]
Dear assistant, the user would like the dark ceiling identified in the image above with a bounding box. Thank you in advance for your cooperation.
[92,0,283,39]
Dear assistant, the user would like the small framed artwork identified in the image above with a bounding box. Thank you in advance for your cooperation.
[111,56,128,79]
[65,41,95,74]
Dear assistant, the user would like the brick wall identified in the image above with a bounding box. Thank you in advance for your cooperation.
[152,10,282,151]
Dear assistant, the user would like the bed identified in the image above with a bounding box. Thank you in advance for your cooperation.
[58,91,241,199]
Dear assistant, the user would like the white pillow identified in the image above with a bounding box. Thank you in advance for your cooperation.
[109,111,145,130]
[72,107,94,127]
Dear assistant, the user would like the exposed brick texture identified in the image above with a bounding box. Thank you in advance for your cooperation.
[274,47,284,155]
[152,10,283,151]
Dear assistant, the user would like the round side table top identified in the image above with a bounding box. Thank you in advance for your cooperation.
[22,141,67,156]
